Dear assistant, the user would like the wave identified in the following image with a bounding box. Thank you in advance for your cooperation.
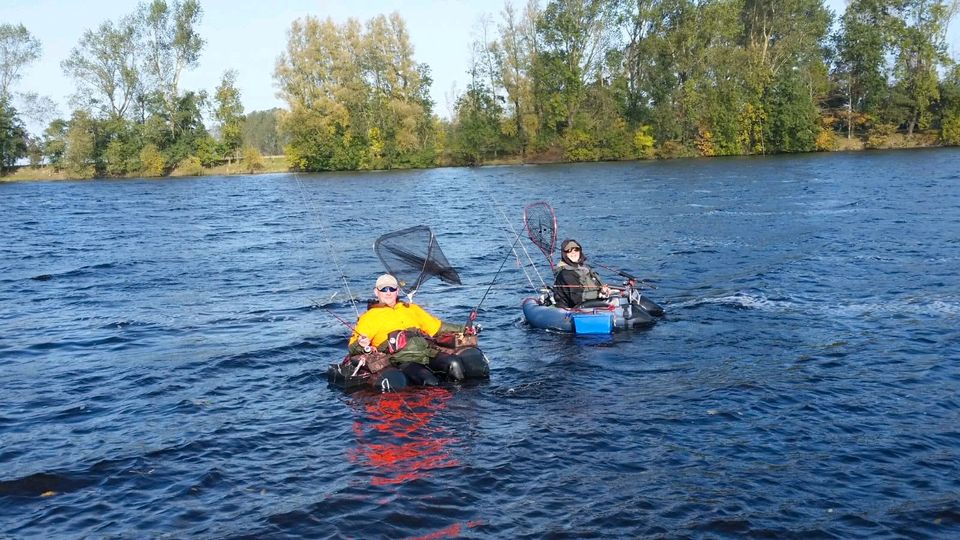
[28,261,125,281]
[834,297,960,318]
[676,291,797,312]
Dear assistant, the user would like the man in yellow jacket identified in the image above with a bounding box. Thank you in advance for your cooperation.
[348,274,472,385]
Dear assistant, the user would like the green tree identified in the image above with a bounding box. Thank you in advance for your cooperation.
[275,16,362,170]
[141,88,207,166]
[141,0,204,138]
[832,0,889,137]
[497,1,540,155]
[193,133,219,167]
[534,0,613,138]
[213,69,244,160]
[61,15,141,121]
[451,84,505,165]
[242,109,284,155]
[63,110,97,178]
[886,0,955,134]
[275,13,435,171]
[740,0,832,154]
[0,23,42,102]
[102,118,142,175]
[0,97,28,172]
[940,65,960,144]
[362,14,435,167]
[43,118,68,170]
[766,69,818,151]
[623,0,719,151]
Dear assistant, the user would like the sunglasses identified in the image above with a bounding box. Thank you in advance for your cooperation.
[564,247,581,253]
[378,286,398,293]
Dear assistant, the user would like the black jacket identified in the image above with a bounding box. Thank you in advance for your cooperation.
[553,261,605,308]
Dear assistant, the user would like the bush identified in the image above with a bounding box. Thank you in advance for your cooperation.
[633,126,655,159]
[695,127,716,157]
[139,144,166,177]
[941,111,960,146]
[172,155,203,176]
[241,146,264,173]
[865,123,896,149]
[656,140,690,159]
[815,129,837,152]
[562,129,600,162]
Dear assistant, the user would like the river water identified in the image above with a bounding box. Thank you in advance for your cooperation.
[2,149,958,538]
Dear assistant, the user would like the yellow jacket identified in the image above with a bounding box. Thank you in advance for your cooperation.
[348,302,442,349]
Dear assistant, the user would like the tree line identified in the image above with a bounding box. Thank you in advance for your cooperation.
[449,0,959,164]
[0,1,283,177]
[1,0,958,177]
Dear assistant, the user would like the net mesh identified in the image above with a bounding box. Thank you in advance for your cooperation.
[374,225,461,293]
[523,201,557,269]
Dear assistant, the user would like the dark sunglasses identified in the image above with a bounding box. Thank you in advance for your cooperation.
[564,247,581,253]
[378,286,398,293]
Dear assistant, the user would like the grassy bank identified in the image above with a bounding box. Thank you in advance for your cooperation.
[2,155,291,183]
[2,134,950,183]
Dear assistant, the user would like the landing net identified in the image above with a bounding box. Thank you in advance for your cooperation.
[523,201,558,270]
[374,225,461,294]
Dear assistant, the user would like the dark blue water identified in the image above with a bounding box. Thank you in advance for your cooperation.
[2,149,959,538]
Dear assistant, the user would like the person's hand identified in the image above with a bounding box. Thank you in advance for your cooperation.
[465,324,482,336]
[600,285,611,298]
[357,335,372,352]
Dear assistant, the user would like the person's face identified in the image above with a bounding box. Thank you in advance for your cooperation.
[564,245,581,263]
[376,284,399,306]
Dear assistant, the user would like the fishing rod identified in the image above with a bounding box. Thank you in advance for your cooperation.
[294,177,361,319]
[476,185,545,291]
[591,261,657,289]
[465,230,526,328]
[310,297,372,352]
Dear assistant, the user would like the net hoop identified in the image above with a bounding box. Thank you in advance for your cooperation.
[523,201,558,271]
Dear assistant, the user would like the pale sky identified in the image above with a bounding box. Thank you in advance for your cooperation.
[3,0,959,131]
[2,0,497,124]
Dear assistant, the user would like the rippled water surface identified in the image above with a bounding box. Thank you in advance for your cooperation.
[2,149,959,538]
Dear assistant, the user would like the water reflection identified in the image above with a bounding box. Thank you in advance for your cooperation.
[347,388,459,487]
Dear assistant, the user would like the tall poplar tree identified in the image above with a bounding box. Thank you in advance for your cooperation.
[887,0,955,134]
[61,16,141,121]
[213,69,244,159]
[740,0,832,153]
[141,0,204,138]
[275,13,434,171]
[0,97,28,171]
[498,0,540,154]
[0,23,41,103]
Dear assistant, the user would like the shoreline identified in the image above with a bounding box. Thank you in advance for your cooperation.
[3,134,951,183]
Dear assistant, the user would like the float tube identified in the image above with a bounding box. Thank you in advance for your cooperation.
[327,333,490,393]
[522,293,663,334]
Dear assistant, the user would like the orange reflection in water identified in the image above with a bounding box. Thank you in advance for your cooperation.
[348,387,460,486]
[409,520,484,540]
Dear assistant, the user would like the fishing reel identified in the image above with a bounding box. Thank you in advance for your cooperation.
[538,287,556,306]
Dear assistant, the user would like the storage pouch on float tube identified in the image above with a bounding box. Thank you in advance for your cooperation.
[571,313,614,334]
[356,350,392,373]
[384,329,408,354]
[433,332,478,351]
[338,349,392,376]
